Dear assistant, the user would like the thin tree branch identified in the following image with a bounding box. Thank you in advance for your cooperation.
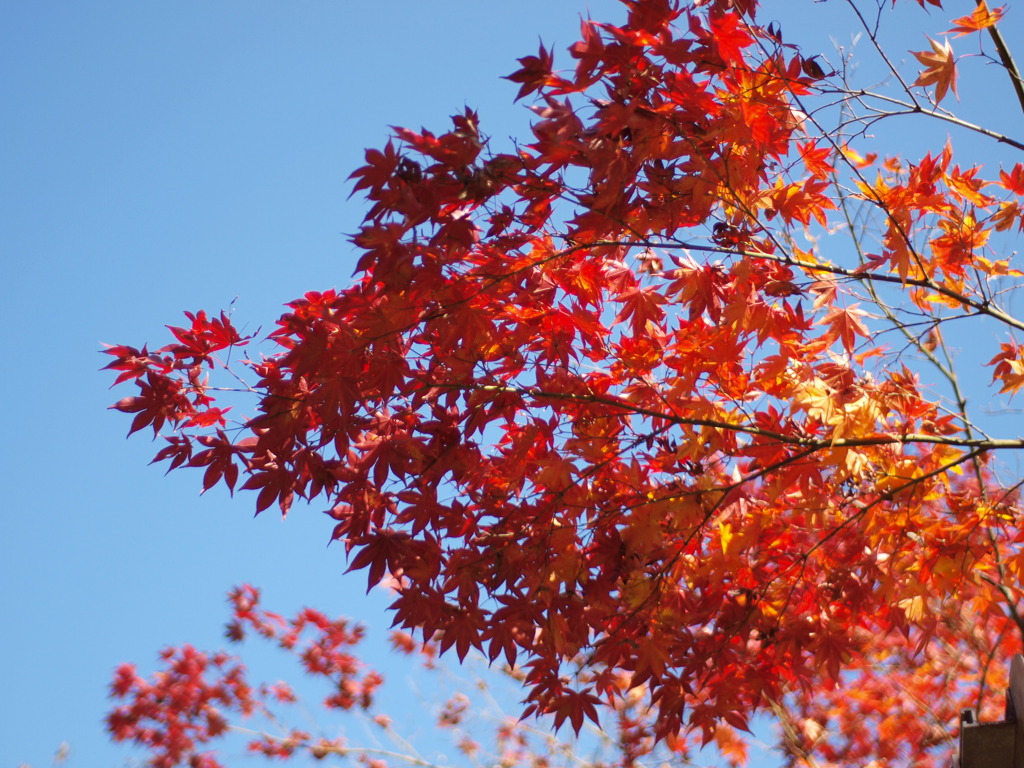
[473,383,1024,451]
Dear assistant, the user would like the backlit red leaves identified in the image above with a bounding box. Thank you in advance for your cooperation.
[109,586,388,767]
[798,141,836,180]
[105,310,252,437]
[349,141,400,197]
[188,432,243,493]
[568,20,608,89]
[240,467,296,516]
[524,685,603,734]
[111,372,193,436]
[106,646,252,768]
[1000,164,1024,195]
[613,284,667,334]
[166,311,246,363]
[345,529,415,592]
[695,11,755,66]
[505,43,562,101]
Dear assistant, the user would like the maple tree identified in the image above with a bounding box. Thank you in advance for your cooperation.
[106,0,1024,765]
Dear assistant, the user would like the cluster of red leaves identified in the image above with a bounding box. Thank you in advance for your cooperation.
[110,585,746,768]
[224,584,383,711]
[107,0,1024,763]
[107,647,252,768]
[107,586,383,768]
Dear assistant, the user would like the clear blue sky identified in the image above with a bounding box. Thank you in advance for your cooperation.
[3,2,1024,767]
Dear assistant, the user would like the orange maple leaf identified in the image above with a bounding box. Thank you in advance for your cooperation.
[821,303,873,354]
[987,342,1024,395]
[911,37,958,104]
[946,1,1005,36]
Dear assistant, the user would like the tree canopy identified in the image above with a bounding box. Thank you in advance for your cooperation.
[107,1,1024,765]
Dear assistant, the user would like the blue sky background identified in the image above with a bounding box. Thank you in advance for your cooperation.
[4,2,1024,767]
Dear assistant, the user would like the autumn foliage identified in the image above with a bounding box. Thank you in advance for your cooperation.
[107,586,384,768]
[109,585,742,768]
[108,1,1024,766]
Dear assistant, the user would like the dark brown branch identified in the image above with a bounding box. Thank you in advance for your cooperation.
[474,383,1024,452]
[983,3,1024,118]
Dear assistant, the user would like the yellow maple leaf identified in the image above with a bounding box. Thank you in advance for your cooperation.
[719,521,739,562]
[911,37,958,104]
[897,594,926,622]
